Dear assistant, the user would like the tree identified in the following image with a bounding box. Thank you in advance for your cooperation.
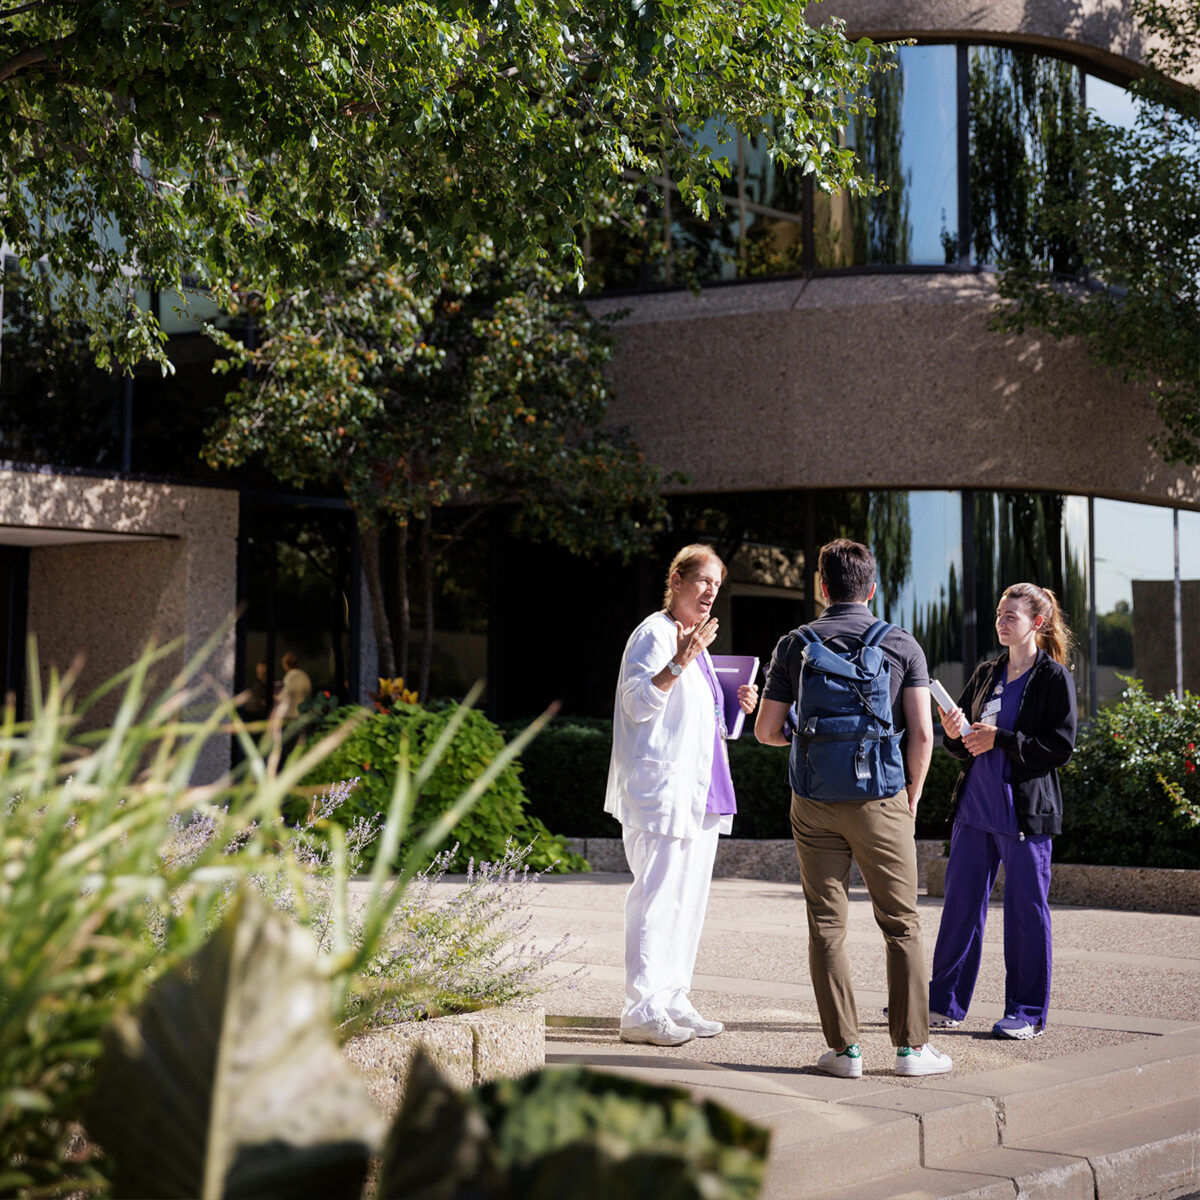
[1,0,882,371]
[203,250,673,697]
[992,0,1200,465]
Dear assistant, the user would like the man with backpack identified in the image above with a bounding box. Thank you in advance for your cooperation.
[754,539,951,1077]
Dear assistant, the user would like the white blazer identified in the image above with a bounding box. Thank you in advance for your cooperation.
[604,611,732,839]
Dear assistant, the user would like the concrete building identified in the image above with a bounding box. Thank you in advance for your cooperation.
[2,0,1197,748]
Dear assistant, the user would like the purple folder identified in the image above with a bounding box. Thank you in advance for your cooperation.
[708,655,760,740]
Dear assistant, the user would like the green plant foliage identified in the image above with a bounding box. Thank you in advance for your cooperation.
[303,704,588,873]
[1,0,883,370]
[87,891,385,1200]
[202,252,678,692]
[0,637,360,1197]
[89,890,768,1200]
[499,716,616,838]
[380,1053,770,1200]
[1056,679,1200,868]
[501,715,960,841]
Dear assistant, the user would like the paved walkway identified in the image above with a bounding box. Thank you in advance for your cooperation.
[526,872,1200,1199]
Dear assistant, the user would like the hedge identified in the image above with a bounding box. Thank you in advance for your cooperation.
[504,683,1200,871]
[501,717,961,842]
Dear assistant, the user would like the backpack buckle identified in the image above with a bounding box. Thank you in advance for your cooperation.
[854,740,871,781]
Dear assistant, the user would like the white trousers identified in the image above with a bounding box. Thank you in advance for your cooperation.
[621,812,722,1027]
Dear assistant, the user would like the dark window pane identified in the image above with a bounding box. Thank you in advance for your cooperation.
[240,506,355,713]
[0,284,122,470]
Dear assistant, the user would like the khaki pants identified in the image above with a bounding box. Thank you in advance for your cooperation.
[790,790,929,1050]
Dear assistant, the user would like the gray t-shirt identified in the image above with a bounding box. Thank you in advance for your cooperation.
[762,602,930,736]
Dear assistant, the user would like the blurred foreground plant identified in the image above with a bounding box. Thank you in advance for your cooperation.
[0,636,556,1196]
[0,637,360,1196]
[88,890,770,1200]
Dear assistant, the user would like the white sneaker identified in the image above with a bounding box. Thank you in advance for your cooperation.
[817,1044,863,1078]
[894,1044,953,1076]
[619,1017,695,1046]
[672,1012,724,1038]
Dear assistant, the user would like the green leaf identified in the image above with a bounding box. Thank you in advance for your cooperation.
[86,891,385,1200]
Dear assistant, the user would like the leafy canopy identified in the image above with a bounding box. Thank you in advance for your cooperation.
[1,0,880,369]
[203,249,671,559]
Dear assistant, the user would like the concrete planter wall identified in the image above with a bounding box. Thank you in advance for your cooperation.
[568,837,948,890]
[344,1005,545,1119]
[570,837,1200,915]
[926,857,1200,915]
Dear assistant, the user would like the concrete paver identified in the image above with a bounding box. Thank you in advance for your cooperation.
[526,872,1200,1199]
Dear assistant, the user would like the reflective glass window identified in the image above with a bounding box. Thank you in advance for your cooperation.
[0,279,123,470]
[1093,499,1177,704]
[968,46,1082,270]
[896,491,965,691]
[1180,510,1200,695]
[973,492,1090,703]
[239,505,356,716]
[668,197,740,285]
[159,286,227,336]
[1085,73,1141,130]
[816,43,958,267]
[743,119,806,216]
[742,211,805,278]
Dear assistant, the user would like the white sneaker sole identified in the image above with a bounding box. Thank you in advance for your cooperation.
[619,1028,695,1047]
[993,1024,1044,1040]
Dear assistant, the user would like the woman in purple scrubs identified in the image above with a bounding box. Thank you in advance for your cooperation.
[929,582,1078,1040]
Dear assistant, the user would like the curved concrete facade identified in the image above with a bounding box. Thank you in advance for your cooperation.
[594,1,1199,512]
[0,469,238,779]
[810,0,1152,80]
[594,274,1200,508]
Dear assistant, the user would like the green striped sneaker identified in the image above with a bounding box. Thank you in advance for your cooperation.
[817,1044,863,1078]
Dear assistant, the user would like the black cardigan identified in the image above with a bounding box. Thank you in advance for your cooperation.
[943,650,1078,837]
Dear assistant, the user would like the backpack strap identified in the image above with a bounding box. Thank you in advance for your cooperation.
[860,619,894,647]
[796,624,821,646]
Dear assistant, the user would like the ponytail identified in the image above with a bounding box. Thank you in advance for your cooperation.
[1001,582,1073,665]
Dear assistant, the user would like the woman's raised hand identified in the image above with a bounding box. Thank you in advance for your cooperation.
[673,614,719,668]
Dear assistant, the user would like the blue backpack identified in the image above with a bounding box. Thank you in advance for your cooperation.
[787,620,906,802]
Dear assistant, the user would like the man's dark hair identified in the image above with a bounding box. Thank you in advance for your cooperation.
[818,539,876,603]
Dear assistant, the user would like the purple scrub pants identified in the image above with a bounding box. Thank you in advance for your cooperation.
[929,821,1054,1029]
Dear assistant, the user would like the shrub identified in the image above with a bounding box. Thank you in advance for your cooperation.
[503,715,961,841]
[303,703,588,873]
[1056,680,1200,868]
[499,715,614,837]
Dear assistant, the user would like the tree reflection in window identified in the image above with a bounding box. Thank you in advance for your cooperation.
[969,47,1083,272]
[848,51,911,264]
[0,279,122,470]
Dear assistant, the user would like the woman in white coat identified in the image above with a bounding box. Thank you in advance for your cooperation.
[605,544,758,1046]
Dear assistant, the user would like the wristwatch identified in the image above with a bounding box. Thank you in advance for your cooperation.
[667,659,684,677]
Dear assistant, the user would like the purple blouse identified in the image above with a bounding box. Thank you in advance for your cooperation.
[955,669,1029,836]
[697,652,737,816]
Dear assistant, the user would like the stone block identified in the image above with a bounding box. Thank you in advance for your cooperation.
[344,1004,545,1120]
